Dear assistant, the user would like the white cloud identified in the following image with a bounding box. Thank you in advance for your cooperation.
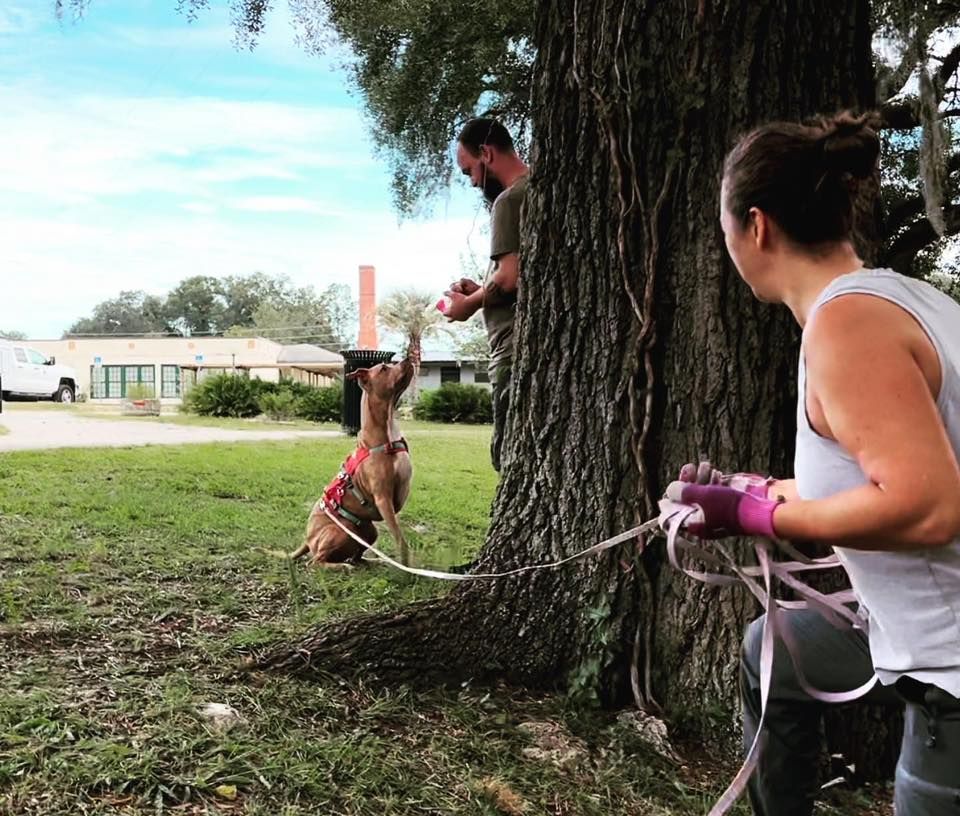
[0,87,372,205]
[180,201,218,214]
[0,3,43,35]
[233,195,339,215]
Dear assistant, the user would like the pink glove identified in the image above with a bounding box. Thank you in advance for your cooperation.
[678,460,772,499]
[662,481,780,539]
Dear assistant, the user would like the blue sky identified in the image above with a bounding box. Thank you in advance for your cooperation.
[0,1,488,343]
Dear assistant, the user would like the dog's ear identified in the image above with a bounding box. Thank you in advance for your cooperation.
[345,368,370,383]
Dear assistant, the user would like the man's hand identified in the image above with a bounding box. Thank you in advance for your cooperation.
[449,278,481,296]
[443,290,475,322]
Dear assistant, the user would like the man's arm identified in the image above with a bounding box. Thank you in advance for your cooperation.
[484,253,519,307]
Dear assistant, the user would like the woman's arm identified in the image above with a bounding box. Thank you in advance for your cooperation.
[773,295,960,550]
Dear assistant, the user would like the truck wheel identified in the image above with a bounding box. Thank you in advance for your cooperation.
[55,384,75,403]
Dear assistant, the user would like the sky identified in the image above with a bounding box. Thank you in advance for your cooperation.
[0,1,490,345]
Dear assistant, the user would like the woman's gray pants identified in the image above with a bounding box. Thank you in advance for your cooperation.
[741,610,960,815]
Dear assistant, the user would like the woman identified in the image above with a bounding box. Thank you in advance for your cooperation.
[666,112,960,815]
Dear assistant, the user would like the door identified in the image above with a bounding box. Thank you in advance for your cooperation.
[9,346,39,393]
[27,348,57,395]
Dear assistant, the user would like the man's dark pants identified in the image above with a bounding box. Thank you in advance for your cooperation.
[490,360,511,472]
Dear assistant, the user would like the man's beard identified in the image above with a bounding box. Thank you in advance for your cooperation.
[482,170,505,205]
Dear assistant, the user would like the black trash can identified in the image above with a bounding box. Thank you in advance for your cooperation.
[340,349,396,435]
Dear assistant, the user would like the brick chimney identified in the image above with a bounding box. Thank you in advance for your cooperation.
[357,264,377,349]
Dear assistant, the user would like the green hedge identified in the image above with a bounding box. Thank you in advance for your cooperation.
[414,383,492,424]
[182,373,342,422]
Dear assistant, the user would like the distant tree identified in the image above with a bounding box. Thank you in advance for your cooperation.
[0,329,27,341]
[318,283,356,348]
[163,275,227,336]
[226,282,355,348]
[66,291,170,336]
[220,272,292,331]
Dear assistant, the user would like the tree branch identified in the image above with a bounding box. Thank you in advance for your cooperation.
[882,204,960,273]
[885,152,960,232]
[881,100,960,130]
[938,41,960,91]
[881,39,960,129]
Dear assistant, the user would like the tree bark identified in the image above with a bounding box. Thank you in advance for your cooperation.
[250,0,899,783]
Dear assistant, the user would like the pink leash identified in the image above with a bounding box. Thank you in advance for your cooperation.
[319,498,874,814]
[660,502,876,815]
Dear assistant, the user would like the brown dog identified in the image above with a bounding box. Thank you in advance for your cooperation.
[290,357,414,568]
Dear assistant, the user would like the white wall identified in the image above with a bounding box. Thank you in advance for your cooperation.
[417,361,490,392]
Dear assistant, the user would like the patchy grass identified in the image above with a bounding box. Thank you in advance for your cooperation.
[0,400,87,412]
[0,423,7,436]
[0,428,889,815]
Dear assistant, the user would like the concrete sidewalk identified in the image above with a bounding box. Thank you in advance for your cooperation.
[0,409,340,452]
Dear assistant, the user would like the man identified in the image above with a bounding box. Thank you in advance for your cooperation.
[444,118,529,472]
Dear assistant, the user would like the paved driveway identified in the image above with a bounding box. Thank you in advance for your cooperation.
[0,409,340,452]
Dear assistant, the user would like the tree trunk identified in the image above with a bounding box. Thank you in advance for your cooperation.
[250,0,898,782]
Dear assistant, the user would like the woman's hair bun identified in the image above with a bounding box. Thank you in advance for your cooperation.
[818,111,881,180]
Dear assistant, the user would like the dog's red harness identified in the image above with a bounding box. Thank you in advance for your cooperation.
[321,438,409,525]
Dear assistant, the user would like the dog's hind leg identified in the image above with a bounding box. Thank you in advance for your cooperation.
[373,496,409,567]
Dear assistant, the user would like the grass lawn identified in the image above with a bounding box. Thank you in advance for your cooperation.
[0,426,889,815]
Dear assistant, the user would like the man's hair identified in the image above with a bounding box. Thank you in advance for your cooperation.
[457,118,514,156]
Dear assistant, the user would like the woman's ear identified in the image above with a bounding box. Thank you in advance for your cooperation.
[749,207,769,249]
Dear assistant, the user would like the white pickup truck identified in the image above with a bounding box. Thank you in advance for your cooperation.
[0,340,78,403]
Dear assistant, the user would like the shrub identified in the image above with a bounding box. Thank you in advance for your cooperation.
[182,373,260,418]
[125,383,156,400]
[295,382,342,422]
[258,390,300,421]
[414,383,492,424]
[181,374,343,422]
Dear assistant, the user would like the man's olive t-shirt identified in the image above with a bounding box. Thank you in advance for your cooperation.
[484,174,528,373]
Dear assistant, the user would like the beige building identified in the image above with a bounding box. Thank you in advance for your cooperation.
[28,336,343,403]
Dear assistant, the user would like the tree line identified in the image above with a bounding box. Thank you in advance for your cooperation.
[63,273,355,348]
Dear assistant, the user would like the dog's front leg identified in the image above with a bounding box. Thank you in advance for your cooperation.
[373,495,409,567]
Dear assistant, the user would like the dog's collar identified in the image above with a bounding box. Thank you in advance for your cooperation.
[344,438,409,477]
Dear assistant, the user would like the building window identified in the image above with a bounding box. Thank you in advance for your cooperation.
[474,362,490,384]
[161,365,181,398]
[90,366,106,399]
[440,365,461,385]
[88,364,156,398]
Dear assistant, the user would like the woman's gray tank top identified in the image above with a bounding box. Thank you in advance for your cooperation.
[795,268,960,696]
